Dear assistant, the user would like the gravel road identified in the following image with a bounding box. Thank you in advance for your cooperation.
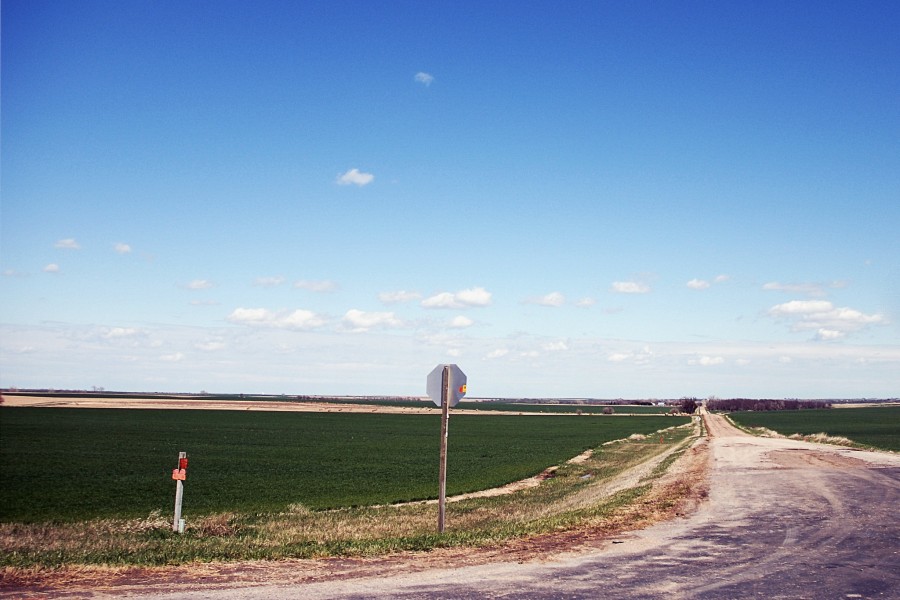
[130,411,900,600]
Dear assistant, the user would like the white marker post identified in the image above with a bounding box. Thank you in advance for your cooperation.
[426,364,467,533]
[172,451,188,533]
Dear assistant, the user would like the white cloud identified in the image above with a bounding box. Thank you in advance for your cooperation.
[160,352,185,362]
[114,243,132,254]
[532,292,565,307]
[457,287,492,306]
[55,238,80,250]
[816,328,845,341]
[282,309,328,329]
[768,300,885,338]
[227,307,326,330]
[449,315,474,328]
[102,327,140,339]
[228,307,271,323]
[575,297,596,308]
[421,292,457,308]
[486,348,509,359]
[687,278,710,290]
[254,276,285,287]
[379,290,422,304]
[611,281,650,294]
[422,287,492,309]
[294,280,339,293]
[342,309,403,332]
[336,168,374,186]
[690,355,725,366]
[768,300,833,315]
[43,263,60,273]
[186,279,213,290]
[194,341,226,351]
[543,340,568,352]
[414,71,434,86]
[714,274,731,283]
[607,352,631,362]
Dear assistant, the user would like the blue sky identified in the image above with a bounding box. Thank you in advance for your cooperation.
[2,1,898,398]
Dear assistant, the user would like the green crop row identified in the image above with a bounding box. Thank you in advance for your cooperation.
[0,407,688,523]
[729,406,900,451]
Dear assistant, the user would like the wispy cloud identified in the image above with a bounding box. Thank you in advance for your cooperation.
[527,292,565,307]
[379,290,422,304]
[688,274,731,289]
[113,243,132,254]
[101,327,141,339]
[611,281,650,294]
[194,341,226,351]
[575,297,596,308]
[54,238,80,250]
[686,278,711,290]
[543,340,568,352]
[606,346,655,364]
[226,307,327,330]
[422,287,492,309]
[414,71,434,86]
[43,263,60,273]
[336,168,374,186]
[185,279,213,290]
[254,276,285,287]
[762,281,845,297]
[294,279,339,293]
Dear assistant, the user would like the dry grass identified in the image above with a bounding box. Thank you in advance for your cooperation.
[748,426,856,447]
[788,432,856,446]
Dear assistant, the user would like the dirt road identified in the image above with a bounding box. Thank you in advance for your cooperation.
[123,411,900,599]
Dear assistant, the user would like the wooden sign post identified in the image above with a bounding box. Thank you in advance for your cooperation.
[426,364,467,534]
[437,367,450,533]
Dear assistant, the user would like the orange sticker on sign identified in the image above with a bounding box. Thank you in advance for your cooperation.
[459,384,467,394]
[172,468,186,481]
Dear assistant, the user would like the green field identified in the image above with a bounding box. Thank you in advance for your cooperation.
[0,407,687,523]
[729,406,900,451]
[460,402,672,414]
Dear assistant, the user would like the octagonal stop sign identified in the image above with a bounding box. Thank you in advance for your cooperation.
[426,364,467,408]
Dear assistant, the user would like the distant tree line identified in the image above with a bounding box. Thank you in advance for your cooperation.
[707,399,831,411]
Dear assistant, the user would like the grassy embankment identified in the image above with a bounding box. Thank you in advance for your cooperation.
[728,406,900,452]
[0,408,695,569]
